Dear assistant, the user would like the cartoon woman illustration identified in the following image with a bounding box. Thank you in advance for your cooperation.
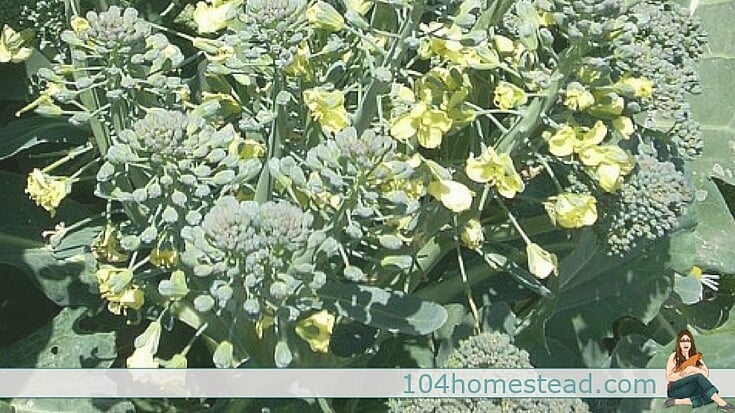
[665,329,734,410]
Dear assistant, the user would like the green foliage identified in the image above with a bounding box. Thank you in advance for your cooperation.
[517,231,674,367]
[319,283,448,336]
[0,117,87,160]
[0,170,97,306]
[0,307,115,368]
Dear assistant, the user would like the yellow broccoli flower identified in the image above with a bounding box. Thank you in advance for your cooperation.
[564,83,595,111]
[96,266,145,315]
[465,147,525,198]
[70,17,90,34]
[419,24,499,70]
[283,42,313,80]
[150,232,179,269]
[295,310,336,353]
[25,169,72,218]
[307,2,345,32]
[230,138,267,159]
[612,116,634,139]
[615,76,654,99]
[344,0,374,15]
[493,81,528,110]
[526,243,558,279]
[0,25,33,63]
[544,121,608,159]
[493,35,515,54]
[107,286,145,315]
[92,224,129,263]
[578,145,635,192]
[193,0,240,34]
[303,87,350,134]
[389,102,452,149]
[127,321,162,368]
[127,347,159,368]
[427,179,473,213]
[543,126,576,157]
[544,192,598,228]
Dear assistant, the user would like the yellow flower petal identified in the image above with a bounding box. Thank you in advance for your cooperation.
[545,126,576,157]
[428,180,473,213]
[193,0,239,34]
[25,169,71,217]
[295,310,336,353]
[544,192,598,229]
[417,109,451,149]
[526,243,558,279]
[615,77,654,99]
[493,81,528,110]
[304,87,350,134]
[307,2,345,32]
[564,83,595,111]
[576,121,607,152]
[389,112,417,141]
[612,116,634,139]
[0,25,33,63]
[127,348,159,368]
[596,162,622,192]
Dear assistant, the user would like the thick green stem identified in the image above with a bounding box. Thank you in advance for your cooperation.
[64,0,112,156]
[255,75,287,203]
[353,0,426,135]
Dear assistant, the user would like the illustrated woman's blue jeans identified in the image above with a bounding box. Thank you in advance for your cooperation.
[667,373,718,408]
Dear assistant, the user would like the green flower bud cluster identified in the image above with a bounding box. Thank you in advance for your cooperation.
[44,7,188,120]
[245,0,307,29]
[212,0,308,75]
[613,0,707,159]
[388,331,590,412]
[65,7,151,54]
[598,152,693,256]
[97,109,260,245]
[180,195,324,320]
[274,127,425,278]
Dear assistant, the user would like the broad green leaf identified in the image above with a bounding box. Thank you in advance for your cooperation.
[673,273,704,305]
[669,179,735,275]
[610,334,659,368]
[0,307,115,368]
[686,0,735,188]
[516,231,673,367]
[0,117,87,160]
[667,0,735,274]
[0,63,28,101]
[0,171,97,306]
[319,282,448,335]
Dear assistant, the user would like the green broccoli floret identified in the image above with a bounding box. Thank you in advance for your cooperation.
[388,331,590,413]
[598,152,693,256]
